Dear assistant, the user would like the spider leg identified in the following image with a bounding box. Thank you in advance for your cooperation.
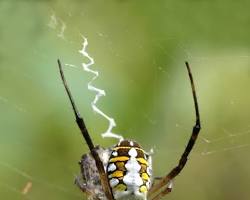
[153,176,163,180]
[149,62,201,199]
[58,59,114,200]
[150,180,173,200]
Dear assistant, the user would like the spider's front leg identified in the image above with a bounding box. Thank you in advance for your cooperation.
[148,62,201,200]
[58,59,114,200]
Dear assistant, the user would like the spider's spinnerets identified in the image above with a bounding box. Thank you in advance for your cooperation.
[107,140,152,200]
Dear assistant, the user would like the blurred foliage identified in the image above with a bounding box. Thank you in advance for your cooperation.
[0,0,250,200]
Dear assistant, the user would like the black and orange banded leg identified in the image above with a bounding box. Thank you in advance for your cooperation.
[58,59,114,200]
[149,62,201,200]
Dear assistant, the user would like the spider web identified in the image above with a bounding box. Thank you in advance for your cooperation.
[1,3,250,200]
[200,129,250,156]
[78,36,123,141]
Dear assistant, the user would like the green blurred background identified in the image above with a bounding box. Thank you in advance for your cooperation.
[1,0,250,199]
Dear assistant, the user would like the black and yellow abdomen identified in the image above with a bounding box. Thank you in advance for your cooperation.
[107,140,152,200]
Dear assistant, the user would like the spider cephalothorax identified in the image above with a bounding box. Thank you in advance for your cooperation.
[58,60,201,200]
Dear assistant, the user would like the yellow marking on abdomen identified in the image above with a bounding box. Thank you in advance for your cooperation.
[113,146,145,153]
[114,184,127,191]
[116,162,126,171]
[109,156,129,162]
[111,170,124,178]
[139,185,148,193]
[141,173,150,181]
[137,158,148,165]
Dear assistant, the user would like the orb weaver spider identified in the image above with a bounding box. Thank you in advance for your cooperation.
[57,60,201,200]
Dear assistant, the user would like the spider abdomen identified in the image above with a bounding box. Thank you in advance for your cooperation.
[107,140,152,200]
